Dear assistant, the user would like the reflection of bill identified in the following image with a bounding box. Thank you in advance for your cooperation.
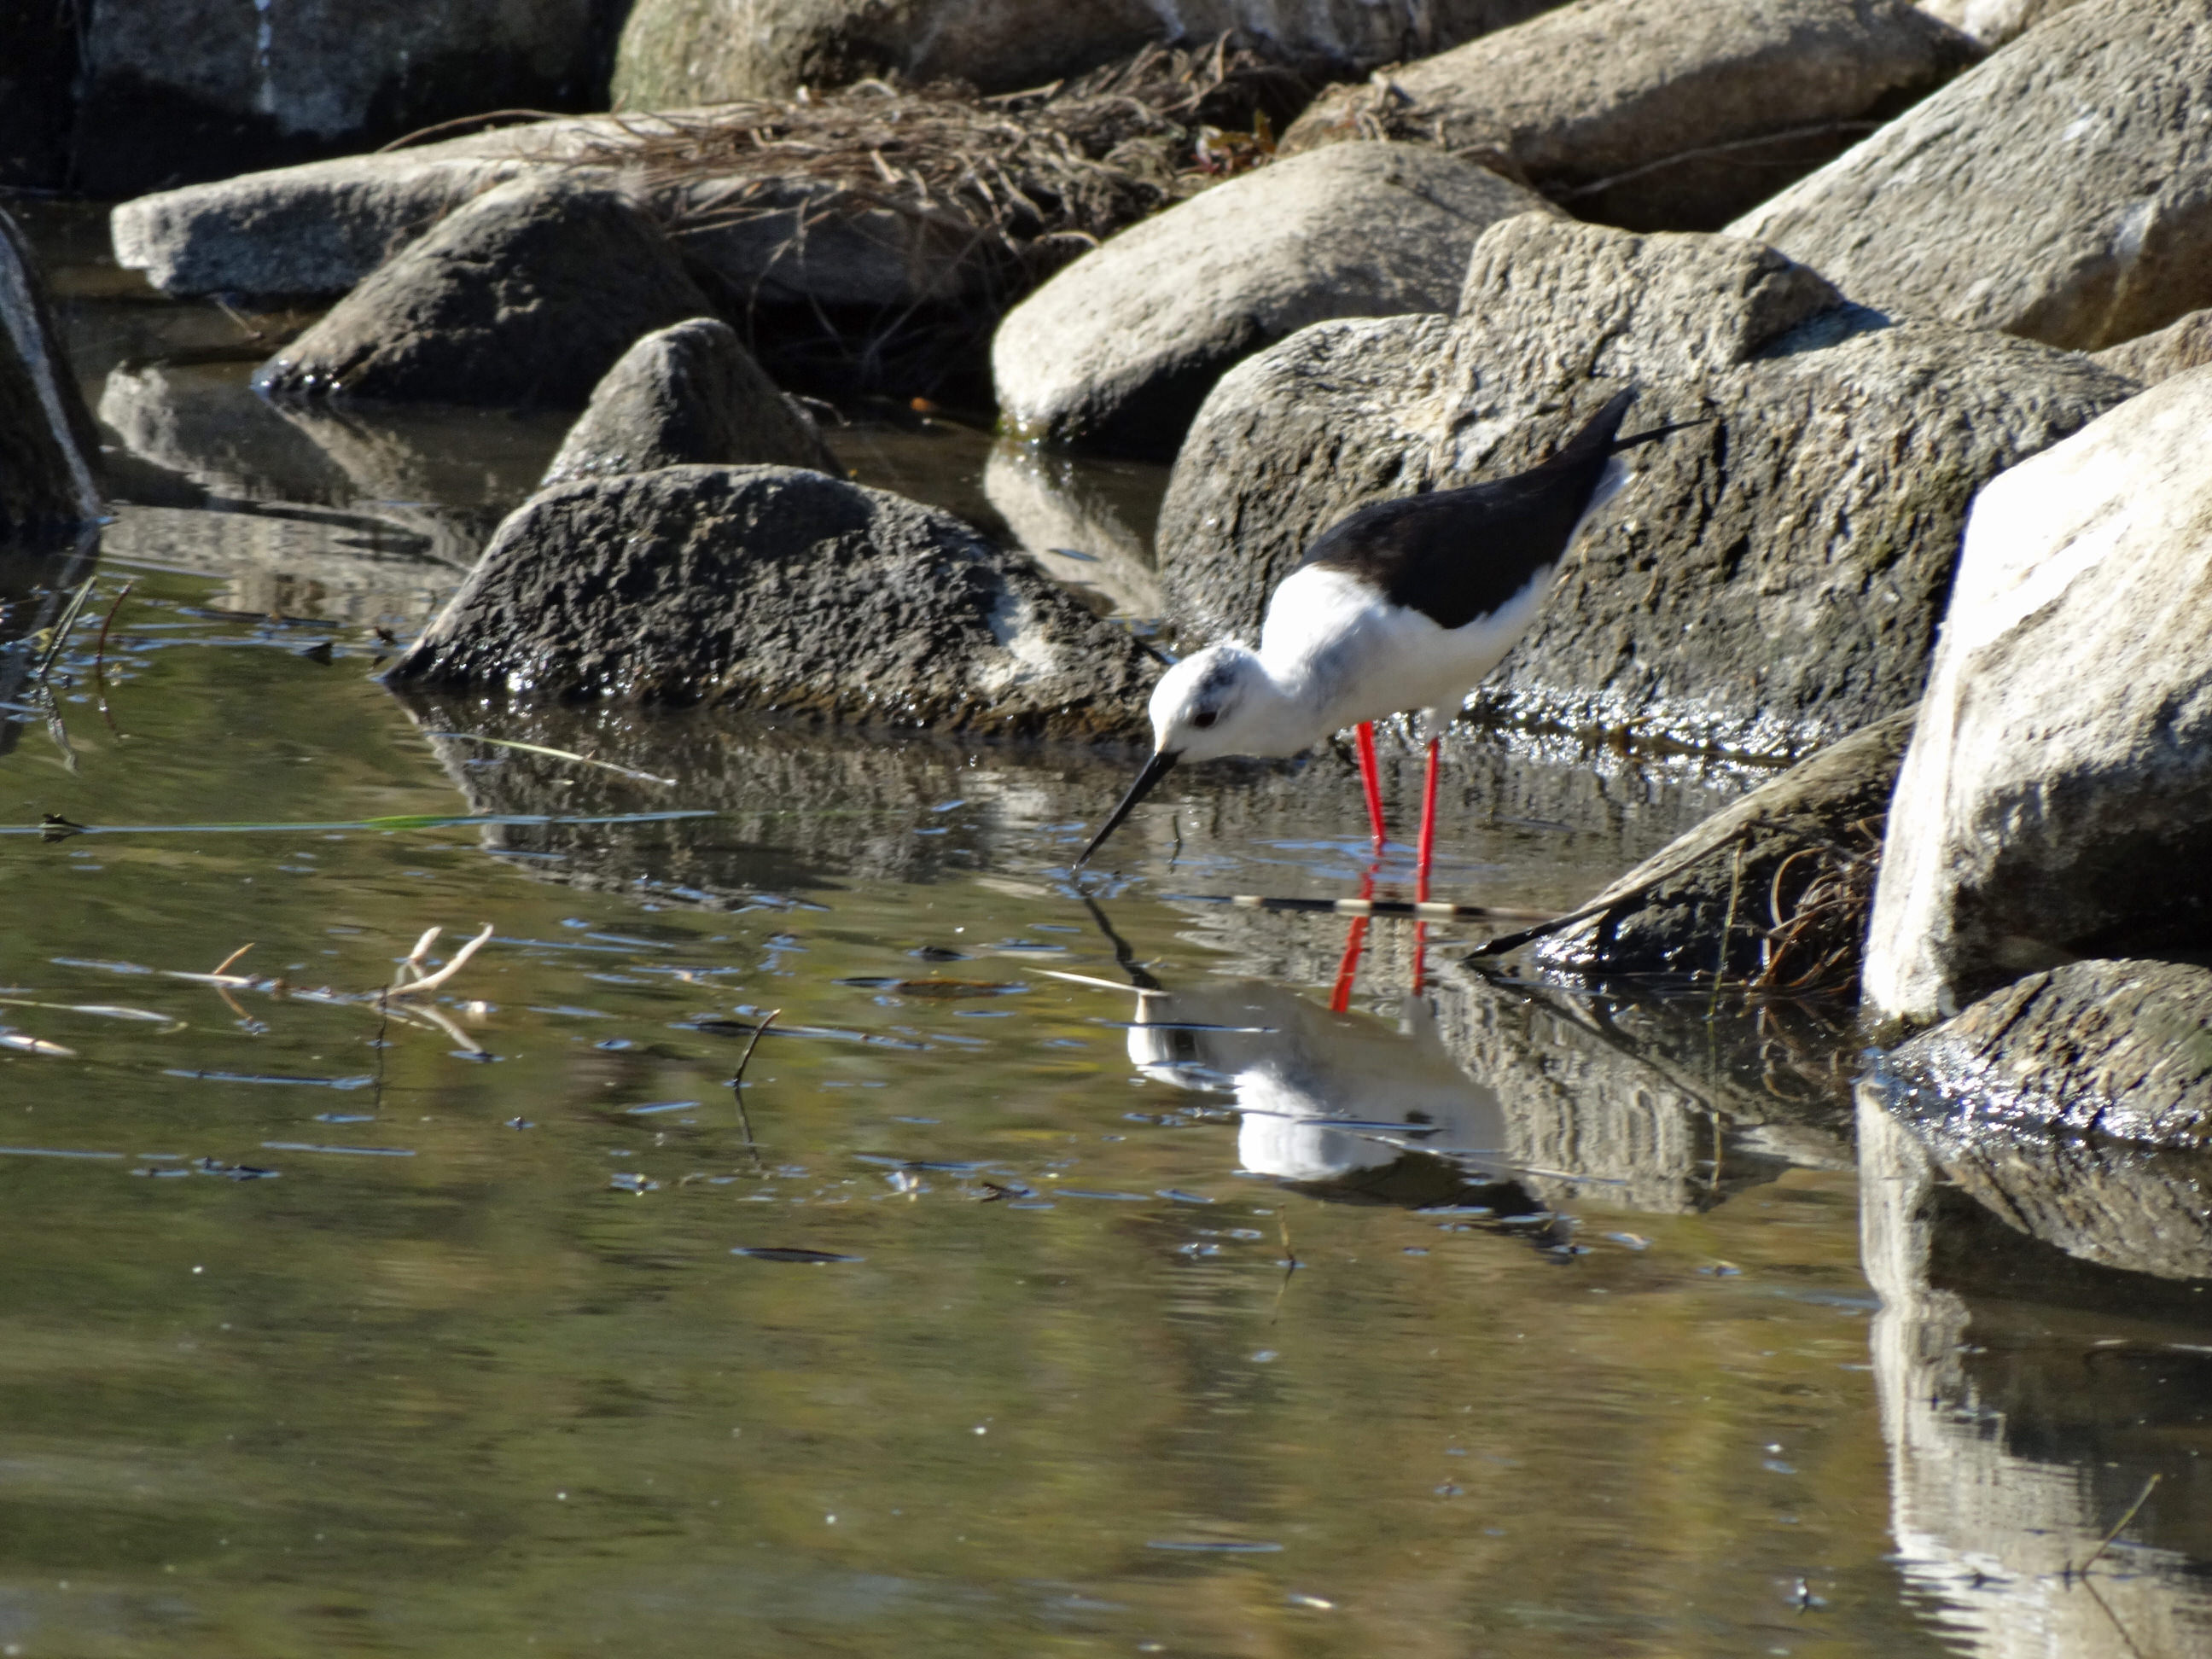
[1122,979,1509,1191]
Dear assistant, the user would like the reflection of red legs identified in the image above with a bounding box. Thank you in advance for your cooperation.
[1329,867,1376,1014]
[1412,738,1441,992]
[1354,722,1388,853]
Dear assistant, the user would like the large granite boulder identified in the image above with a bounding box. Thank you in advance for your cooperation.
[1877,959,2212,1276]
[390,464,1158,737]
[542,318,838,486]
[1524,709,1912,983]
[611,0,1566,108]
[1863,367,2212,1027]
[254,175,716,409]
[0,208,101,533]
[1282,0,1980,231]
[992,143,1552,459]
[1156,213,2135,756]
[1731,0,2212,352]
[62,0,609,200]
[2093,307,2212,389]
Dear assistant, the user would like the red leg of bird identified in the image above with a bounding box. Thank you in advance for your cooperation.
[1412,738,1441,992]
[1416,737,1440,905]
[1354,721,1388,853]
[1329,867,1377,1014]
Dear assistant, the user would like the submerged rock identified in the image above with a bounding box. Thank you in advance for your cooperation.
[1863,366,2212,1026]
[1282,0,1979,231]
[1157,213,2133,755]
[1878,959,2212,1276]
[1732,0,2212,351]
[2093,306,2212,388]
[390,464,1157,737]
[541,318,838,486]
[992,143,1554,458]
[255,175,716,409]
[1528,709,1912,982]
[610,0,1564,108]
[0,207,102,533]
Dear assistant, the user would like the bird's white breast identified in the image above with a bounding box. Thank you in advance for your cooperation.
[1258,563,1554,737]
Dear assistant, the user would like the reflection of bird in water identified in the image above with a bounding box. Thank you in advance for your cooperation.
[1076,388,1693,909]
[1121,976,1523,1208]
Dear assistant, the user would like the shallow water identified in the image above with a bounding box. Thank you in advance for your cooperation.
[3,198,2210,1658]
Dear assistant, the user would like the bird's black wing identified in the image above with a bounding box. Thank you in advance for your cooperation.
[1299,388,1637,632]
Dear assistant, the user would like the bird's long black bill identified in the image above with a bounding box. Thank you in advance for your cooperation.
[1074,750,1179,869]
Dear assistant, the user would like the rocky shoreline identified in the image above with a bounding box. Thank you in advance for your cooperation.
[4,0,2209,1175]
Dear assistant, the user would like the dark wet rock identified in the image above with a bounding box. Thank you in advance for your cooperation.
[542,318,837,487]
[1884,958,2212,1150]
[610,0,1565,107]
[255,175,716,409]
[1877,959,2212,1279]
[1529,709,1912,981]
[1282,0,1980,232]
[0,208,101,533]
[1157,213,2134,756]
[390,464,1157,736]
[2093,307,2212,388]
[60,0,611,200]
[1864,368,2212,1024]
[991,143,1554,458]
[1732,0,2212,352]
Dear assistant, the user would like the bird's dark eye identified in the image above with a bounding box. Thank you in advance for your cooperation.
[1193,710,1218,729]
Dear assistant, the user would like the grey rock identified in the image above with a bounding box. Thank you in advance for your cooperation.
[542,318,838,486]
[111,115,1002,318]
[390,464,1159,737]
[1156,213,2134,755]
[992,143,1555,458]
[610,0,1566,108]
[0,207,101,533]
[1531,709,1912,981]
[1864,367,2212,1025]
[1730,0,2212,352]
[1916,0,2092,48]
[255,174,717,409]
[1880,960,2212,1277]
[65,0,608,200]
[2093,306,2212,388]
[1284,0,1980,231]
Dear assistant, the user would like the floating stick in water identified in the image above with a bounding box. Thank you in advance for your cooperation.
[423,731,677,787]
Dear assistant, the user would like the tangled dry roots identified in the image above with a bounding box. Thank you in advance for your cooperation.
[580,38,1320,288]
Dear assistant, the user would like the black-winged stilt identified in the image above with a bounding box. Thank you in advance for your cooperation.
[1076,387,1682,900]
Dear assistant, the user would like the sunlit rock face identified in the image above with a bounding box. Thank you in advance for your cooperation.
[1863,370,2212,1025]
[1858,1090,2212,1657]
[1733,0,2212,352]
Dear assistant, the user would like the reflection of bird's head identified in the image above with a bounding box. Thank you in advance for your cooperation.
[1146,642,1271,764]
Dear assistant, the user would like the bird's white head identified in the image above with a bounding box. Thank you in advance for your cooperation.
[1146,641,1273,764]
[1074,642,1280,868]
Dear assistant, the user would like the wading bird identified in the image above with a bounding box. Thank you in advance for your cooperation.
[1075,387,1687,899]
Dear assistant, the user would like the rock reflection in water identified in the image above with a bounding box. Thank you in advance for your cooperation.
[1859,1087,2212,1656]
[94,357,567,620]
[982,437,1167,620]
